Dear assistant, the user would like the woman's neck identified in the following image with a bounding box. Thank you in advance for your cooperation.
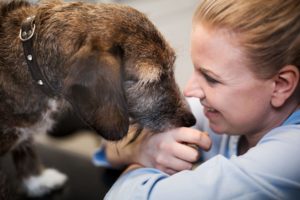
[237,134,260,155]
[238,102,300,156]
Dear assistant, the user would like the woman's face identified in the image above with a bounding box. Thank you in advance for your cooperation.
[185,24,275,136]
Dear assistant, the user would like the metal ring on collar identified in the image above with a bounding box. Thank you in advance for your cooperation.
[19,16,36,42]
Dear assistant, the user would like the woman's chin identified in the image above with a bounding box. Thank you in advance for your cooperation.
[209,123,225,134]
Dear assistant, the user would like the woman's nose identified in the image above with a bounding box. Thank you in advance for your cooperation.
[183,73,205,99]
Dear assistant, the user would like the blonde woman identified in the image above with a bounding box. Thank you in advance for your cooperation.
[100,0,300,199]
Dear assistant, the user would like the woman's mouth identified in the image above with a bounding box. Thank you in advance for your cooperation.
[203,106,219,119]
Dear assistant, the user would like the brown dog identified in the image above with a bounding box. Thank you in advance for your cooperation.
[0,0,196,197]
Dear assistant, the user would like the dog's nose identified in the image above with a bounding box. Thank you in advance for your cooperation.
[180,113,196,127]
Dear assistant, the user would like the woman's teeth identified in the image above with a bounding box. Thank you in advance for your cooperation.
[207,108,216,112]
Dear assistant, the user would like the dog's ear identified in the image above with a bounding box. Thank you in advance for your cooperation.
[62,43,129,141]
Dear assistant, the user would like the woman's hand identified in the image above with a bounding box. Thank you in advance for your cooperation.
[135,127,212,174]
[105,126,212,174]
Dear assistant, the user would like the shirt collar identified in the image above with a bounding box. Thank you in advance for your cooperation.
[282,109,300,126]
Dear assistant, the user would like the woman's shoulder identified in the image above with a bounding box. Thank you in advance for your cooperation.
[259,124,300,146]
[231,124,300,186]
[244,124,300,163]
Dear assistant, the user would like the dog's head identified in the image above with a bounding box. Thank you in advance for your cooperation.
[63,42,196,141]
[33,2,196,141]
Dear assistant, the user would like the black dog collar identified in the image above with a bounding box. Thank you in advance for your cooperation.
[19,16,96,130]
[20,16,57,96]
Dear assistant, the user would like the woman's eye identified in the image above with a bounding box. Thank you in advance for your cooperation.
[202,73,219,84]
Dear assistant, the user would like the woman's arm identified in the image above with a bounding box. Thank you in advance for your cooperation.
[105,127,300,200]
[101,98,212,174]
[104,126,211,174]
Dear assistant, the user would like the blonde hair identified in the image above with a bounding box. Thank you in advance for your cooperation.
[194,0,300,79]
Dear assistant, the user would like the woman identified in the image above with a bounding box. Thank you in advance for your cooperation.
[95,0,300,199]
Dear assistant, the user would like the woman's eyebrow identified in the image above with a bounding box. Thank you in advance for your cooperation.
[198,66,222,80]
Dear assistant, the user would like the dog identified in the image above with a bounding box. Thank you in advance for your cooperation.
[0,0,196,198]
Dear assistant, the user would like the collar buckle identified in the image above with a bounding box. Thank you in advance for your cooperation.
[19,16,36,41]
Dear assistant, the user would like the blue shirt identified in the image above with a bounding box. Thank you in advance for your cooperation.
[101,98,300,199]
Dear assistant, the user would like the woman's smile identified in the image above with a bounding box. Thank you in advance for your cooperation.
[203,105,220,120]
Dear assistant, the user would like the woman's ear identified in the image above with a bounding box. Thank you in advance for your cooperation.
[271,65,300,107]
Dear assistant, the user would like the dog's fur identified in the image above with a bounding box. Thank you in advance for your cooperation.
[0,0,196,197]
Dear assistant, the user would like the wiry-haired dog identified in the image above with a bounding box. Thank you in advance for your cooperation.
[0,0,196,198]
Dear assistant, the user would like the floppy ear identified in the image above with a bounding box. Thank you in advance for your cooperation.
[62,44,129,141]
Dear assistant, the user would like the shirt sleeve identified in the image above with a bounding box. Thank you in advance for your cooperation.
[92,143,112,167]
[104,125,300,200]
[105,155,273,200]
[104,168,169,200]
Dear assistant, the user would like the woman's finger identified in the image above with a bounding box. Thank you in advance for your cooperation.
[172,143,201,163]
[173,127,212,150]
